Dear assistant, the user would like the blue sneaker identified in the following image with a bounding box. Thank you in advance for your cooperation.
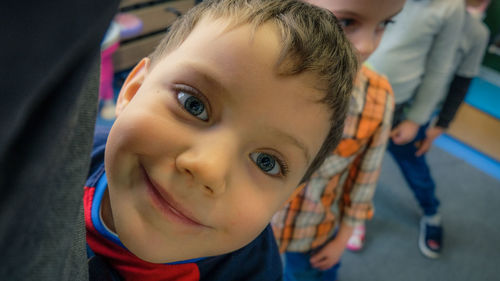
[419,215,443,259]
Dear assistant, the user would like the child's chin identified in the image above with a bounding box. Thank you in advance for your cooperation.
[130,248,174,264]
[128,243,200,264]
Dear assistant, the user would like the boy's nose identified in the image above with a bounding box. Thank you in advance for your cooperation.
[355,31,378,61]
[357,38,376,61]
[175,130,237,196]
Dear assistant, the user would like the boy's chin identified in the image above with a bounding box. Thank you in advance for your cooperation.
[127,246,190,264]
[122,238,206,264]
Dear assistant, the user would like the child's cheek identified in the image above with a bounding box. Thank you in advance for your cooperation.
[227,201,269,233]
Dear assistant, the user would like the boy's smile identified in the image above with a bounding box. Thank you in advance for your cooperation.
[103,17,331,263]
[142,164,210,228]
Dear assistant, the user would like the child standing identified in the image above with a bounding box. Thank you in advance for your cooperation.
[367,0,466,258]
[414,0,490,157]
[271,0,404,280]
[84,0,358,280]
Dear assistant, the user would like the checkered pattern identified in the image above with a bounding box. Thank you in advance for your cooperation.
[272,66,394,253]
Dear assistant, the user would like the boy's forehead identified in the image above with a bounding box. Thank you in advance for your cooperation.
[164,17,296,88]
[154,13,328,95]
[188,16,326,92]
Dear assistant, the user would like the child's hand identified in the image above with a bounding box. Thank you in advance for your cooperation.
[309,237,345,271]
[390,120,420,145]
[415,126,444,156]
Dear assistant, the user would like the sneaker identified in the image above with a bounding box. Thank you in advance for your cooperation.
[419,215,443,259]
[346,224,365,251]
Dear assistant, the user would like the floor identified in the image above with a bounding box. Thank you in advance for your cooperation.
[340,146,500,281]
[434,67,500,180]
[467,67,500,119]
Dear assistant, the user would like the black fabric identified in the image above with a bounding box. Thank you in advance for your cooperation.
[196,225,284,281]
[0,0,119,280]
[436,75,472,128]
[88,254,123,281]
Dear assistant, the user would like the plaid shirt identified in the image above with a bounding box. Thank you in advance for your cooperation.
[271,66,394,253]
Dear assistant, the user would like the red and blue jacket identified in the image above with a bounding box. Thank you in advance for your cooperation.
[84,126,283,281]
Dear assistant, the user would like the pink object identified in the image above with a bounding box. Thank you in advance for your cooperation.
[346,224,365,251]
[99,21,121,101]
[100,41,120,101]
[115,13,143,40]
[98,14,142,102]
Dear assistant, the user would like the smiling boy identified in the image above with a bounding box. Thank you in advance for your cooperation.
[84,0,358,280]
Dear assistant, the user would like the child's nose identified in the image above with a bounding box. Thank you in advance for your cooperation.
[355,31,378,61]
[357,38,376,60]
[175,130,237,196]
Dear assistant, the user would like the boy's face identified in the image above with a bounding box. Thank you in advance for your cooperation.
[307,0,405,62]
[104,18,331,263]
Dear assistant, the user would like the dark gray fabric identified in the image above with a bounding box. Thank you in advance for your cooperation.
[0,0,119,280]
[436,75,472,129]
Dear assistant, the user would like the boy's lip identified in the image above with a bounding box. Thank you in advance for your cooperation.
[141,166,208,228]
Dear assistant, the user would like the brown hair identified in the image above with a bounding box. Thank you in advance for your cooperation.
[149,0,358,183]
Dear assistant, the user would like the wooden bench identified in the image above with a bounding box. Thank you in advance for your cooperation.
[113,0,195,72]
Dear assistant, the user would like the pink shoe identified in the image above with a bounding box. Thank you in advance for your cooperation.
[346,225,365,251]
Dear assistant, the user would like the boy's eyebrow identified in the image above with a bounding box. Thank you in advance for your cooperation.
[333,10,365,20]
[182,63,228,98]
[269,127,311,164]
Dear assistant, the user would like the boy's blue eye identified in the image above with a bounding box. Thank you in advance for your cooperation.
[177,92,209,121]
[250,152,282,176]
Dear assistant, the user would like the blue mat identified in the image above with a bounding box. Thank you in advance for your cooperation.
[465,78,500,120]
[435,134,500,181]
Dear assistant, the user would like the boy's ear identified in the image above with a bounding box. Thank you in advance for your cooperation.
[115,58,151,116]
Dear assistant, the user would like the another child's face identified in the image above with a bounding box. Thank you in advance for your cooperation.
[308,0,405,62]
[104,18,331,263]
[466,0,486,8]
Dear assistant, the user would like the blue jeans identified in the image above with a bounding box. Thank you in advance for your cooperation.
[283,251,340,281]
[388,123,440,216]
